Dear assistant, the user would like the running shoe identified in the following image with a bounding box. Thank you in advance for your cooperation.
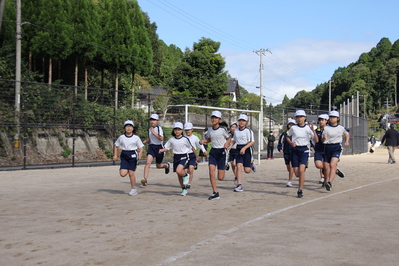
[165,162,170,174]
[321,182,325,188]
[319,177,325,184]
[251,163,257,172]
[297,190,303,198]
[234,184,243,192]
[208,192,220,200]
[226,164,230,171]
[336,169,345,178]
[180,188,188,196]
[141,178,147,186]
[185,184,191,189]
[286,181,292,187]
[392,161,396,164]
[128,188,137,196]
[325,182,332,191]
[194,162,198,170]
[182,173,189,186]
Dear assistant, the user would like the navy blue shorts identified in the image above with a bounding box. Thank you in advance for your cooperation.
[172,154,189,172]
[290,146,310,168]
[314,150,324,162]
[235,145,252,168]
[209,148,227,170]
[229,148,237,162]
[323,143,342,163]
[147,144,164,164]
[120,150,138,171]
[188,152,196,167]
[283,153,291,166]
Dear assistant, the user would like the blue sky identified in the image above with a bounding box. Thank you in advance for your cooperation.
[138,0,399,105]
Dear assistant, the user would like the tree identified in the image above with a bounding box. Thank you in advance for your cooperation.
[170,37,228,101]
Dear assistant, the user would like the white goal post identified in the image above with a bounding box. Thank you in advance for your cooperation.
[163,104,262,164]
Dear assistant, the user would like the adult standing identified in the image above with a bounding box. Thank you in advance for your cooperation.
[267,132,276,159]
[381,124,399,164]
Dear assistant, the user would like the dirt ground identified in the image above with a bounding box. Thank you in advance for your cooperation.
[1,147,398,265]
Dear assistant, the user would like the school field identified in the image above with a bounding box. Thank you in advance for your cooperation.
[1,147,398,265]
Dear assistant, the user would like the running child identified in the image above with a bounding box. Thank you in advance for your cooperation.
[322,111,350,191]
[199,111,231,200]
[159,122,196,196]
[113,120,144,196]
[183,122,206,189]
[141,114,170,186]
[314,114,329,185]
[286,110,318,198]
[228,121,238,184]
[277,119,296,187]
[229,114,255,192]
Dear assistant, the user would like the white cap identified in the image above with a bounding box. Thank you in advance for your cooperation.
[318,114,329,120]
[287,119,296,125]
[150,114,159,120]
[238,114,248,121]
[184,122,193,130]
[329,111,340,117]
[295,110,307,117]
[230,121,238,126]
[124,120,134,127]
[211,110,222,118]
[173,122,184,129]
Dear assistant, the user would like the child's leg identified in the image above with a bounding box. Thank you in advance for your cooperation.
[120,169,129,177]
[217,169,225,181]
[187,165,194,184]
[329,158,339,183]
[323,161,331,182]
[209,164,218,192]
[128,170,136,188]
[236,163,243,183]
[143,155,153,180]
[298,164,306,190]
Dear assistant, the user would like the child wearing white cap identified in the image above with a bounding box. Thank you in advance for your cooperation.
[184,122,207,189]
[277,119,296,187]
[229,114,255,192]
[322,111,350,191]
[286,110,318,198]
[141,113,170,186]
[199,110,231,200]
[113,120,144,196]
[159,122,196,196]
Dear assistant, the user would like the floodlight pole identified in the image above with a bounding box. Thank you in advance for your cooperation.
[14,0,21,148]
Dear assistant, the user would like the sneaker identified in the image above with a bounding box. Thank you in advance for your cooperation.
[226,164,230,171]
[208,192,220,200]
[194,163,198,170]
[141,178,147,186]
[392,161,397,164]
[336,169,345,178]
[186,184,191,189]
[321,182,325,188]
[297,190,303,198]
[180,188,188,196]
[319,177,325,184]
[182,173,189,186]
[286,181,292,187]
[128,188,137,196]
[325,182,332,191]
[251,163,257,172]
[234,184,243,192]
[165,162,170,174]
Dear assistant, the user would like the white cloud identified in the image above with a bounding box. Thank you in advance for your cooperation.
[221,38,375,104]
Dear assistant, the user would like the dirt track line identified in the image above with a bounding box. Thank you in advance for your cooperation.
[159,176,399,265]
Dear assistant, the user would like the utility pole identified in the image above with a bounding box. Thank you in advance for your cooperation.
[14,0,21,148]
[254,48,271,152]
[395,75,397,107]
[329,79,333,112]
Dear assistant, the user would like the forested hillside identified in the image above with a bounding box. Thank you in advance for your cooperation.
[284,37,399,117]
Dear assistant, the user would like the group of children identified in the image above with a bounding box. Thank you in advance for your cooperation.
[277,110,350,198]
[113,109,349,199]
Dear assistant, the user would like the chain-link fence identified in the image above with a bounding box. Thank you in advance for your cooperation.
[0,79,368,169]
